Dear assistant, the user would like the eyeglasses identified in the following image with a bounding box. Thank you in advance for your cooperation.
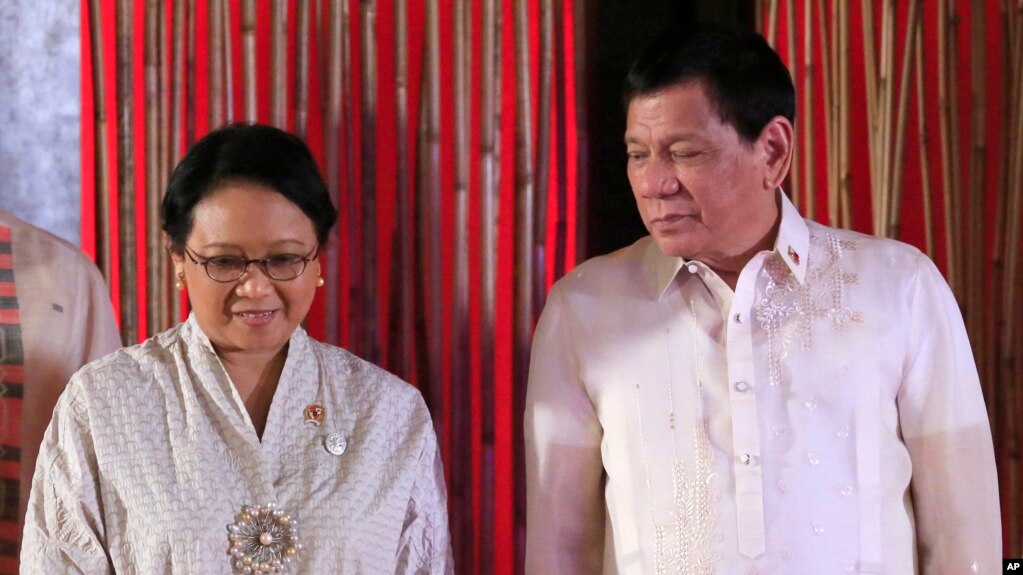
[183,245,319,282]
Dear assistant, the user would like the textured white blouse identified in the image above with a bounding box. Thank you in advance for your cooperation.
[525,192,1001,575]
[22,315,453,574]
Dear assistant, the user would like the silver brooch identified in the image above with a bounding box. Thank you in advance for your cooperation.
[324,432,347,455]
[226,503,302,574]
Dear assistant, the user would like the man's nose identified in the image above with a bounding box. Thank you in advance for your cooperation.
[643,159,681,198]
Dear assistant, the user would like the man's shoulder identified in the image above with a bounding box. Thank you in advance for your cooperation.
[554,236,662,293]
[806,219,928,270]
[1,210,105,279]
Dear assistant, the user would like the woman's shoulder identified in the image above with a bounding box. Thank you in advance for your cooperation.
[305,338,429,418]
[70,323,187,388]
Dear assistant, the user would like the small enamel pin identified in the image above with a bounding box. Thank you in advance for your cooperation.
[787,245,801,266]
[302,403,325,426]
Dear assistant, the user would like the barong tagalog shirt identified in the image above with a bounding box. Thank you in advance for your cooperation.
[22,315,453,574]
[525,192,1001,575]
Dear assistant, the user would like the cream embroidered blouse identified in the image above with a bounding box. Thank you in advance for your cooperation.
[525,192,1001,575]
[22,316,453,574]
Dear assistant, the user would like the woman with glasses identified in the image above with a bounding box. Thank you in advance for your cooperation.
[21,124,453,574]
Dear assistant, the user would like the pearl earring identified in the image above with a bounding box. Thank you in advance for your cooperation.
[316,277,325,287]
[175,272,185,291]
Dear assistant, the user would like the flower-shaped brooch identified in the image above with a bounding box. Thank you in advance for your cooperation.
[226,503,302,574]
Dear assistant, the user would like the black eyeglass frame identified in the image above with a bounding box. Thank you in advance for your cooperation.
[181,245,320,283]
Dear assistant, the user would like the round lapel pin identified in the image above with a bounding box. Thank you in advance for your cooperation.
[324,433,348,456]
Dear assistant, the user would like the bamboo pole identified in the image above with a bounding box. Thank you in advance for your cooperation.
[947,0,963,295]
[421,0,443,404]
[88,0,112,288]
[323,0,343,345]
[223,0,235,124]
[294,0,310,138]
[272,1,288,128]
[937,0,959,294]
[451,0,474,565]
[534,0,553,291]
[552,0,568,289]
[209,0,224,128]
[393,0,414,379]
[117,0,137,343]
[145,0,162,335]
[513,0,536,428]
[478,0,500,569]
[241,0,257,122]
[170,0,186,323]
[914,12,934,257]
[817,0,836,226]
[887,0,920,239]
[862,0,880,230]
[1005,0,1023,555]
[837,0,851,228]
[802,0,815,218]
[158,0,172,328]
[786,0,799,208]
[185,0,196,145]
[341,0,358,349]
[359,0,380,361]
[967,0,989,390]
[573,0,590,263]
[877,0,895,235]
[767,0,780,47]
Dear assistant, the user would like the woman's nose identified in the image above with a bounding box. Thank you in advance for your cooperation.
[234,266,275,298]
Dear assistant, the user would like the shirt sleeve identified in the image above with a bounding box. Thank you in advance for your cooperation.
[897,254,1001,574]
[524,283,606,574]
[20,379,112,574]
[394,418,454,575]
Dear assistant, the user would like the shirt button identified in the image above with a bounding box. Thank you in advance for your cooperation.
[734,381,750,392]
[736,453,756,466]
[734,313,744,324]
[687,263,698,274]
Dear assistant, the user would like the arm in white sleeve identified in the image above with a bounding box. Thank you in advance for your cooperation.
[524,283,606,574]
[897,254,1001,575]
[395,411,453,575]
[20,379,112,574]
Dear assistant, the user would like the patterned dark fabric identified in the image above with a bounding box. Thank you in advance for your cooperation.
[0,225,23,574]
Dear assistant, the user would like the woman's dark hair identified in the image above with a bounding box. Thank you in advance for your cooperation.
[623,24,795,144]
[161,123,338,250]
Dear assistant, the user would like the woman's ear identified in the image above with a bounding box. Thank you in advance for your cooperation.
[166,236,185,277]
[759,115,794,190]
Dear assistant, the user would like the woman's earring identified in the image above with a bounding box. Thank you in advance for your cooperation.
[175,272,185,291]
[316,277,325,287]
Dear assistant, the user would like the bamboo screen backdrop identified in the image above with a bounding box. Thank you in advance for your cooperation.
[77,0,1021,570]
[80,0,584,572]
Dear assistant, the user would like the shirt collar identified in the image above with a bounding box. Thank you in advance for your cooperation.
[652,188,809,299]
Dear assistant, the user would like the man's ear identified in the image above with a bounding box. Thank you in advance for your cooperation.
[759,116,794,190]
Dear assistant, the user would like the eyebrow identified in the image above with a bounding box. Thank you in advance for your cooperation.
[623,133,701,146]
[199,239,310,250]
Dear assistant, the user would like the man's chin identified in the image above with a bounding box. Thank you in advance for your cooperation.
[651,234,700,260]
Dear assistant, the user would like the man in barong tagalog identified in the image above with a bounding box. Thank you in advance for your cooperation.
[524,25,1000,575]
[21,124,453,574]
